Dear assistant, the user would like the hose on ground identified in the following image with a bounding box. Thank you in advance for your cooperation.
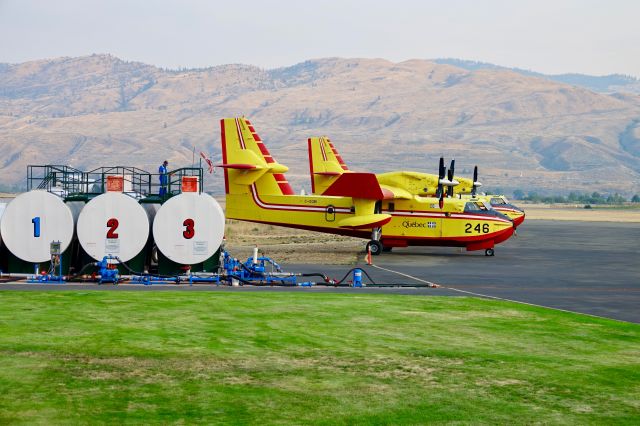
[335,268,377,286]
[113,257,180,279]
[66,262,99,281]
[300,272,330,282]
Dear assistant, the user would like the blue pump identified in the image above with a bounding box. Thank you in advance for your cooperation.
[96,256,120,284]
[352,268,363,287]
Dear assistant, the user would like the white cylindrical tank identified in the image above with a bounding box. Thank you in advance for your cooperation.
[153,193,225,265]
[77,192,150,262]
[0,191,75,263]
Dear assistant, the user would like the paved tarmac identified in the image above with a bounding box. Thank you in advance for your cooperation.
[2,220,639,323]
[288,220,640,323]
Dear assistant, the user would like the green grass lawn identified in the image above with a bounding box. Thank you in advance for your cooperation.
[0,291,638,424]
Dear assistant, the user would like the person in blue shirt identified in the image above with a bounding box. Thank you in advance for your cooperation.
[159,160,169,195]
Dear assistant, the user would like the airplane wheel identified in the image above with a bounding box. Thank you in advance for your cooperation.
[485,248,495,257]
[367,240,383,256]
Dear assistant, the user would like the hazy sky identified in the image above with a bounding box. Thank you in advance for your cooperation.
[0,0,638,76]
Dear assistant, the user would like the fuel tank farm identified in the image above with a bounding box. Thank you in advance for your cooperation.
[0,165,224,277]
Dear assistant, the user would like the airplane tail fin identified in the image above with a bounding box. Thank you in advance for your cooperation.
[307,137,351,195]
[220,118,294,195]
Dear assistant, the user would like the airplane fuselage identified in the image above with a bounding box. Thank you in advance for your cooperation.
[226,187,514,251]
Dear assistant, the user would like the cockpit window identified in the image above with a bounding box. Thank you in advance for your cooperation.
[491,197,506,205]
[464,202,479,212]
[464,202,488,212]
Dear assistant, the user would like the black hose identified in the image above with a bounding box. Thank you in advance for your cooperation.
[335,268,377,285]
[113,257,146,276]
[114,257,179,279]
[300,272,330,281]
[363,282,435,288]
[333,267,436,287]
[239,262,265,277]
[66,262,98,281]
[223,273,300,287]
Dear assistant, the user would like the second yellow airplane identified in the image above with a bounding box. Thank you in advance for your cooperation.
[308,136,525,228]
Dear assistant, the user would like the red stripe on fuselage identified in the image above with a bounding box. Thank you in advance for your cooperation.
[382,209,512,224]
[249,184,351,213]
[493,207,522,213]
[234,217,514,250]
[241,185,514,249]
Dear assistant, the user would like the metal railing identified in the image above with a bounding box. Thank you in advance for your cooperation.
[27,165,88,196]
[160,167,204,199]
[84,166,152,197]
[27,164,204,200]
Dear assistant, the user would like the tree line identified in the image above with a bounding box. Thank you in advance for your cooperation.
[511,190,640,204]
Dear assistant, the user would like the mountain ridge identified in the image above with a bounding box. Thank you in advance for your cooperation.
[433,58,640,94]
[0,54,639,196]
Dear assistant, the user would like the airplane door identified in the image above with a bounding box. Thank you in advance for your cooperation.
[325,205,336,222]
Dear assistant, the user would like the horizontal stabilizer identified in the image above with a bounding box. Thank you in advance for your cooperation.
[314,171,342,176]
[217,163,263,170]
[338,214,392,229]
[323,172,387,200]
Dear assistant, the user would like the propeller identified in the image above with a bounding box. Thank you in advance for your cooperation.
[435,157,445,209]
[435,157,445,198]
[471,165,482,196]
[446,159,455,198]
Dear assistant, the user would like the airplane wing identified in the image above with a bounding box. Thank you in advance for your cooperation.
[320,173,393,228]
[322,172,388,199]
[379,184,413,200]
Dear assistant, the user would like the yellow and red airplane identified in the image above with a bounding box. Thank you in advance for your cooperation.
[308,136,525,228]
[220,118,515,256]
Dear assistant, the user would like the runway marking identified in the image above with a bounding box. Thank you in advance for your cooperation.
[370,264,633,324]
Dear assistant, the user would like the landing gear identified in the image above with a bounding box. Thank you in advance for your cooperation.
[485,248,495,257]
[367,227,383,256]
[367,240,383,256]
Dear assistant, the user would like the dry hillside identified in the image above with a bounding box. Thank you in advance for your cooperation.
[1,54,639,196]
